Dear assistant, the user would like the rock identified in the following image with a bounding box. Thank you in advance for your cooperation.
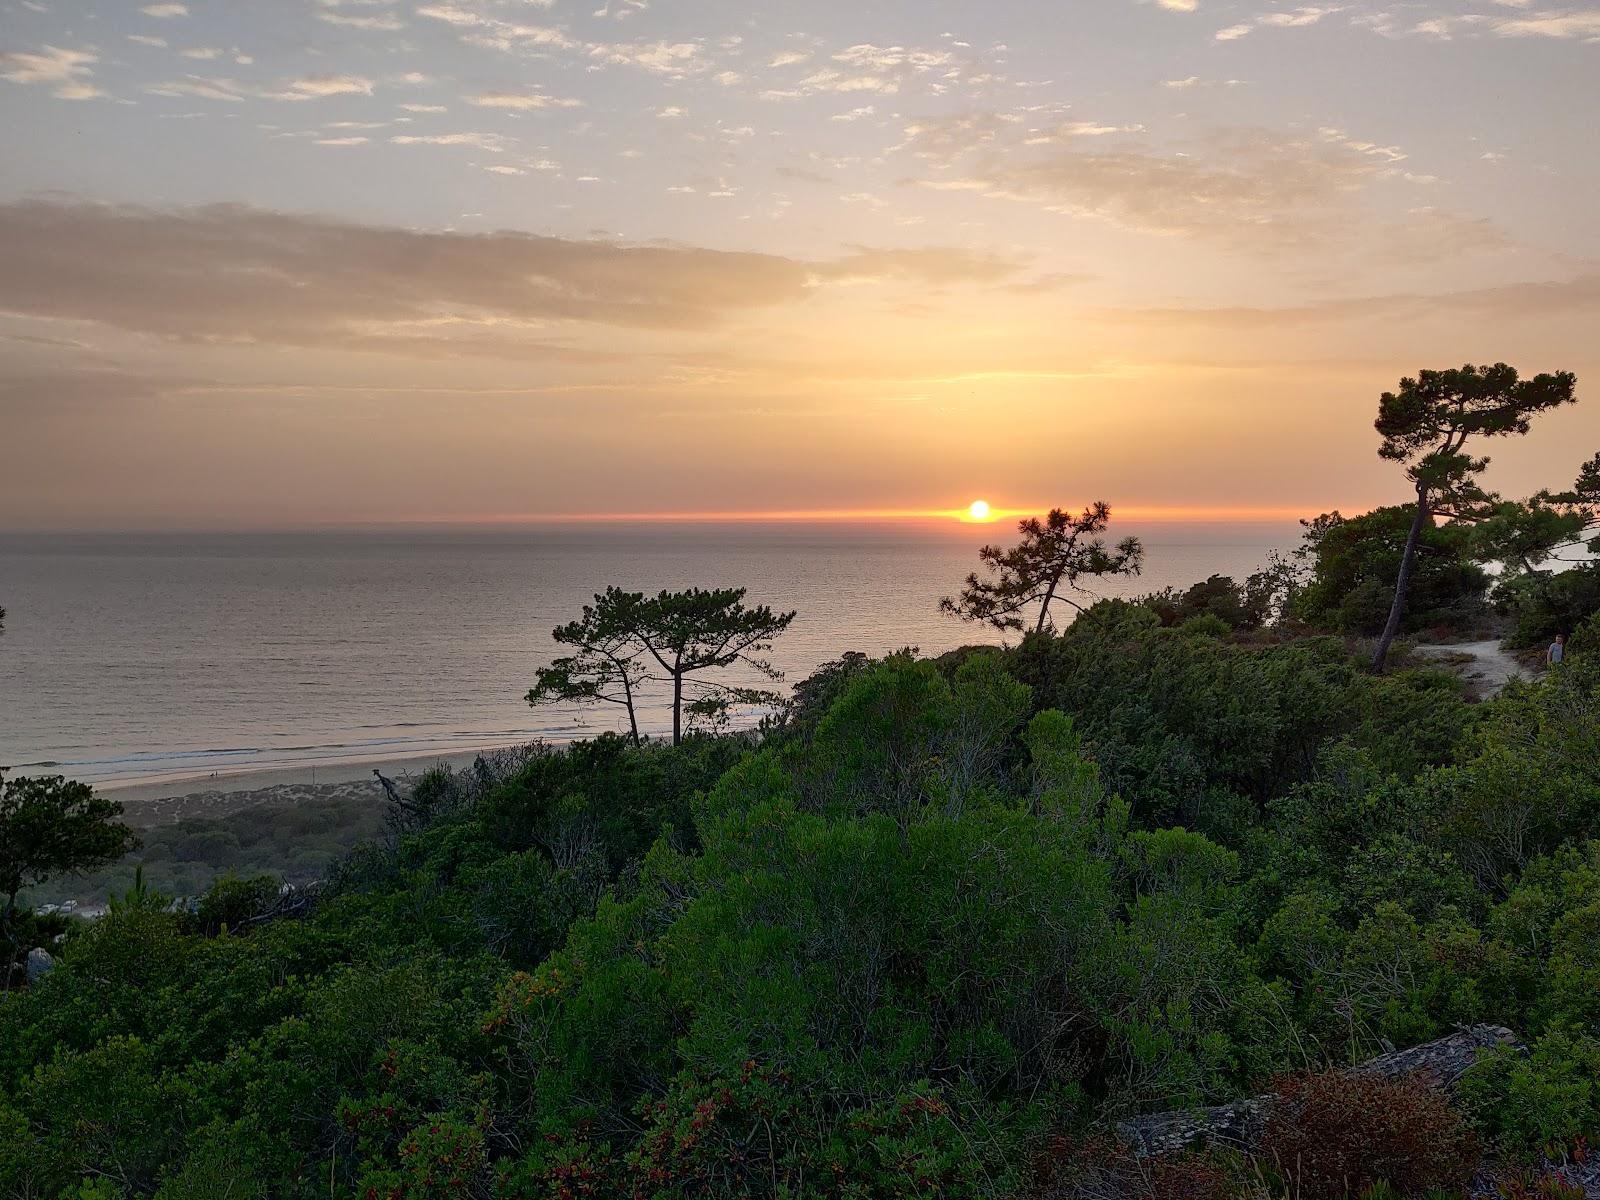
[1353,1024,1519,1089]
[25,947,54,985]
[1119,1096,1266,1156]
[1118,1025,1520,1157]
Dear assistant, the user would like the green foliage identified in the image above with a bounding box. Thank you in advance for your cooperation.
[189,872,283,936]
[1142,574,1266,631]
[1006,605,1467,830]
[1501,563,1600,650]
[532,584,797,745]
[4,605,1599,1194]
[1,773,138,914]
[1459,1032,1600,1159]
[942,502,1144,633]
[530,589,657,744]
[1367,363,1577,670]
[1294,507,1489,635]
[2,772,138,985]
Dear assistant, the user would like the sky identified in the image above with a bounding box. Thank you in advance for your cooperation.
[2,0,1598,531]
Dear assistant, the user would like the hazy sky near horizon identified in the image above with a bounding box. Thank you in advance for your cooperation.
[2,0,1598,530]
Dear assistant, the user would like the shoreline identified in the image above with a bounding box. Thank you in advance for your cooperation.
[95,740,555,805]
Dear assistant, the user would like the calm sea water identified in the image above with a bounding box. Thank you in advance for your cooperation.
[0,523,1294,787]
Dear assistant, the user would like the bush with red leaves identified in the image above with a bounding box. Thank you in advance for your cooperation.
[1259,1070,1478,1199]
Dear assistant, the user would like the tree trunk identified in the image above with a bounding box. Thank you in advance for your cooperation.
[1034,572,1063,633]
[2,887,17,993]
[621,669,640,746]
[1372,482,1430,673]
[671,668,683,746]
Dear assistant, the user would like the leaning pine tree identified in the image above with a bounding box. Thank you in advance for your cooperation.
[1369,363,1577,673]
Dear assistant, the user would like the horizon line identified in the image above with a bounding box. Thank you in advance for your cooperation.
[400,503,1325,525]
[0,503,1353,535]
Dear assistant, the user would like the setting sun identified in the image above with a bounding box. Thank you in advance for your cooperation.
[966,499,993,522]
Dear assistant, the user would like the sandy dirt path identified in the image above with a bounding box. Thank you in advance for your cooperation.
[1412,639,1530,698]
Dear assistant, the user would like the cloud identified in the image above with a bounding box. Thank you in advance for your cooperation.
[278,75,376,98]
[587,40,706,76]
[390,131,510,150]
[415,4,576,52]
[1214,5,1344,38]
[1490,8,1600,37]
[140,2,189,15]
[1163,75,1245,89]
[319,11,406,30]
[146,75,250,102]
[1,45,103,99]
[145,74,376,102]
[897,116,1497,257]
[0,202,1027,359]
[895,112,1017,166]
[1353,5,1600,40]
[467,91,582,109]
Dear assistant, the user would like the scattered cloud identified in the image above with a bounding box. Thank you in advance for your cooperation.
[320,11,405,30]
[467,91,582,110]
[897,113,1499,260]
[146,74,376,103]
[1,45,103,100]
[390,131,510,150]
[279,75,375,98]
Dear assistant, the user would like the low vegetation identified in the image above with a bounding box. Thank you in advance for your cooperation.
[3,364,1599,1197]
[3,605,1599,1197]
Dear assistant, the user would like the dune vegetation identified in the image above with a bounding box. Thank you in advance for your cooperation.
[3,366,1600,1198]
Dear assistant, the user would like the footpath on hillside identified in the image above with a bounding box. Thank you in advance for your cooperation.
[1411,639,1530,698]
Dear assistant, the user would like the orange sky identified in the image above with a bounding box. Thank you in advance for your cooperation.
[2,1,1598,530]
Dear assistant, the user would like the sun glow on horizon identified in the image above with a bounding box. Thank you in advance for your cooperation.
[377,502,1329,527]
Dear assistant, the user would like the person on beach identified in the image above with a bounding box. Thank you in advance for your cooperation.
[1547,632,1566,667]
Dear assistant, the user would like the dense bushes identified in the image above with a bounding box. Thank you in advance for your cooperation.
[3,610,1599,1196]
[1295,507,1490,635]
[1501,563,1600,649]
[1006,604,1467,831]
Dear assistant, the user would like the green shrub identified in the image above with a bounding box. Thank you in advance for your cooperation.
[1458,1032,1600,1158]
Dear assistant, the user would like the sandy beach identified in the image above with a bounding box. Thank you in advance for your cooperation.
[103,745,526,825]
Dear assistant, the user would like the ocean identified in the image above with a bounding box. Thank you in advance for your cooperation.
[0,522,1296,789]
